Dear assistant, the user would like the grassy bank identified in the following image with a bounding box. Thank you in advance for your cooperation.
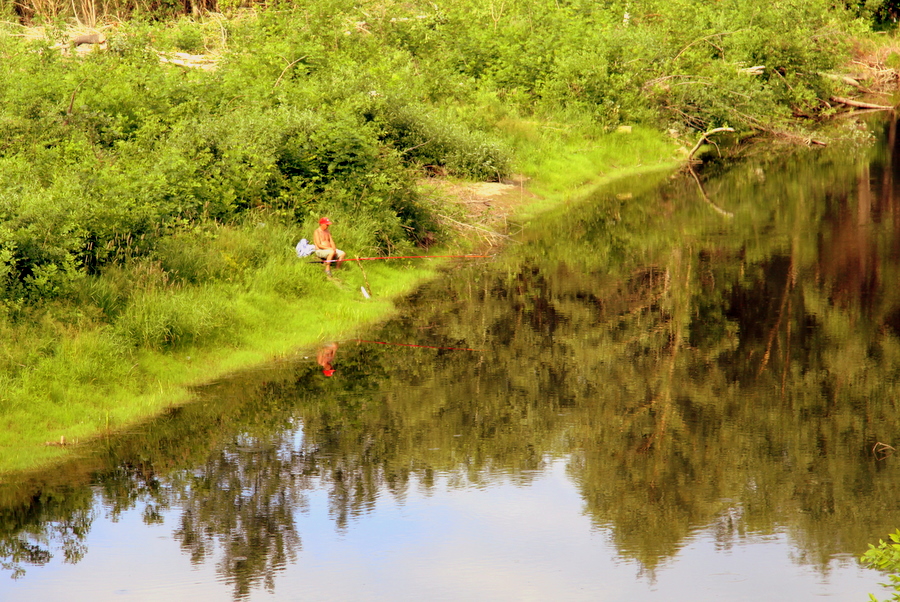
[1,257,439,472]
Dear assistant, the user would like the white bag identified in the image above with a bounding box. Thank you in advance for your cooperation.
[295,238,317,258]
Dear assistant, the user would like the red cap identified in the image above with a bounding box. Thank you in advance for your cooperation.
[319,217,332,225]
[322,369,335,377]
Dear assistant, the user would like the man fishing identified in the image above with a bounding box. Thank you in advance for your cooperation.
[313,217,346,275]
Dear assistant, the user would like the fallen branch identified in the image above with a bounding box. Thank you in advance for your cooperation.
[821,72,867,89]
[436,213,511,244]
[738,65,765,75]
[687,127,735,162]
[829,96,893,111]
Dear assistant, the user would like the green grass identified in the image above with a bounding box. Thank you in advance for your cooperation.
[502,120,683,221]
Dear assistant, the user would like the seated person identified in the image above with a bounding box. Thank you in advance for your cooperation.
[313,217,346,273]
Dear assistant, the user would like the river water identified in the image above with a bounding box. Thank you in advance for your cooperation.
[2,121,900,601]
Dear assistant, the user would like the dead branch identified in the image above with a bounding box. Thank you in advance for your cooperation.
[821,72,867,90]
[829,96,893,111]
[273,55,307,89]
[400,140,432,155]
[641,74,696,91]
[673,30,742,62]
[874,441,896,460]
[687,127,735,161]
[739,65,765,75]
[436,213,511,244]
[64,77,88,124]
[771,129,827,146]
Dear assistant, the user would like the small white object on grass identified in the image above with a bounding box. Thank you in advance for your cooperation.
[295,239,316,258]
[361,287,371,299]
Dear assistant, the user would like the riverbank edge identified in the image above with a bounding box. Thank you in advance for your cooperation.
[0,139,682,477]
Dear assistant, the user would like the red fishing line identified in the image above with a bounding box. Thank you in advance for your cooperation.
[314,254,491,263]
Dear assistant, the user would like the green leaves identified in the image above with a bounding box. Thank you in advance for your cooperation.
[863,530,900,601]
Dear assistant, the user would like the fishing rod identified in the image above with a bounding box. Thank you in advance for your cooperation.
[310,254,492,264]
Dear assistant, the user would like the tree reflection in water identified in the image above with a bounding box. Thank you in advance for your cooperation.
[3,119,900,598]
[172,432,304,598]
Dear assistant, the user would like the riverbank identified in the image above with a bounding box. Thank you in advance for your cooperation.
[2,106,898,602]
[0,123,682,476]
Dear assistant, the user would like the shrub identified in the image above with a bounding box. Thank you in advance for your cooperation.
[862,529,900,601]
[364,97,511,180]
[0,0,872,308]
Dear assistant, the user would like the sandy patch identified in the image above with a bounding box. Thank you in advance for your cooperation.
[418,176,535,250]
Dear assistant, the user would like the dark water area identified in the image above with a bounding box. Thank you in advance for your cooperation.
[3,121,900,600]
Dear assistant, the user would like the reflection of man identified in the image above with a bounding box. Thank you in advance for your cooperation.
[313,217,346,275]
[317,342,338,377]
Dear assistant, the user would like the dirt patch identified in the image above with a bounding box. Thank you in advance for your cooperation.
[18,24,222,68]
[418,175,535,250]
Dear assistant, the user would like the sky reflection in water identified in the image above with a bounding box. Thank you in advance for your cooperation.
[1,459,887,601]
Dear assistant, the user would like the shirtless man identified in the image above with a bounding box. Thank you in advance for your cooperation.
[313,217,346,274]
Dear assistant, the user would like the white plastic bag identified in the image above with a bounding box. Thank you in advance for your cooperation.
[296,238,316,258]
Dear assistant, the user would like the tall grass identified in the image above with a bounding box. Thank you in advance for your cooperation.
[114,285,242,350]
[3,0,218,22]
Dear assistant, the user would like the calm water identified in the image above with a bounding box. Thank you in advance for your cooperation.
[3,121,900,601]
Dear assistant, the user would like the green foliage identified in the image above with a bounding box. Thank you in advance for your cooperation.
[169,19,208,53]
[850,1,900,31]
[365,97,511,180]
[863,530,900,601]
